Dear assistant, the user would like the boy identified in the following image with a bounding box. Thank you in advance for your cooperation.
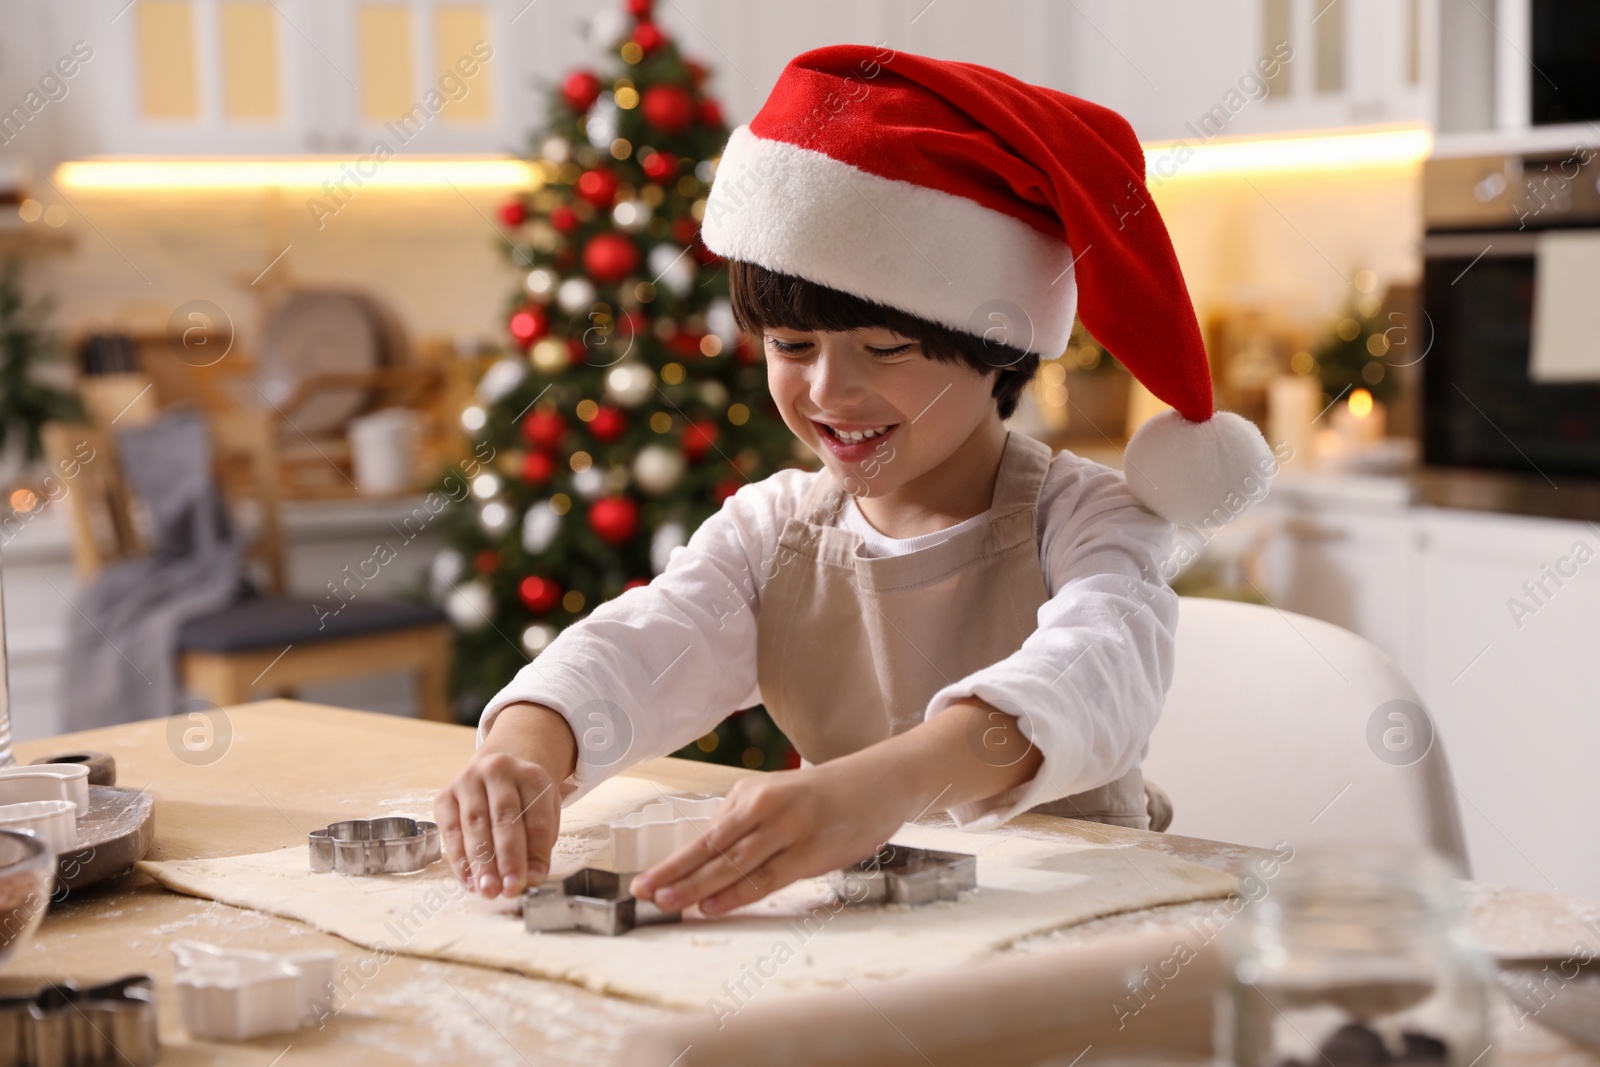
[435,44,1272,915]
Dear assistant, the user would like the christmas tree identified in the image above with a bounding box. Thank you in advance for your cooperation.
[432,0,804,771]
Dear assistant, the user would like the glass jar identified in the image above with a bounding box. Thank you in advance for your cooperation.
[1219,844,1492,1067]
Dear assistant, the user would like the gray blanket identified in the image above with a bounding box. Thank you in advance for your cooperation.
[61,409,247,730]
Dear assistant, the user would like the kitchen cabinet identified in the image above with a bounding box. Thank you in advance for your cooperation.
[1252,476,1600,897]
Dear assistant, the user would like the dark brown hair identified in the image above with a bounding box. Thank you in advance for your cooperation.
[727,260,1039,420]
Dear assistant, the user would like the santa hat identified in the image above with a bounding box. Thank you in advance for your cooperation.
[700,44,1275,526]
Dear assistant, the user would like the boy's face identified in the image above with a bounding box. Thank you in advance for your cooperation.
[762,326,1000,498]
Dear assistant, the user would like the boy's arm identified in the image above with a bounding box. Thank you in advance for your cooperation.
[919,458,1179,826]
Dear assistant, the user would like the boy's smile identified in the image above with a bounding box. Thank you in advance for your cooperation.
[763,326,1010,537]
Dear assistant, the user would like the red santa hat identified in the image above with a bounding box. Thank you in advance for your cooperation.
[700,44,1275,526]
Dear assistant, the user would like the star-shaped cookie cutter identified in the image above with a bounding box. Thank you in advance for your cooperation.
[307,816,441,876]
[0,974,158,1066]
[830,845,978,906]
[522,868,682,937]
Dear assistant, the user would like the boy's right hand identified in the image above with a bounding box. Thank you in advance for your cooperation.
[436,701,578,899]
[434,750,564,900]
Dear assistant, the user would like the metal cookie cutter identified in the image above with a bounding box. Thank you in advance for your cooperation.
[308,816,441,876]
[171,940,337,1041]
[830,846,978,907]
[523,869,681,937]
[610,794,723,872]
[0,974,158,1067]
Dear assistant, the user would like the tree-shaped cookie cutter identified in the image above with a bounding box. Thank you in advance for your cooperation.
[609,794,723,872]
[171,940,337,1041]
[830,845,978,906]
[307,816,441,875]
[0,974,159,1066]
[522,868,681,936]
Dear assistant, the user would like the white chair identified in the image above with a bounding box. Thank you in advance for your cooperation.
[1142,597,1470,875]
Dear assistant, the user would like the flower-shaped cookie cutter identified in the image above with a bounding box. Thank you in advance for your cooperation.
[830,845,978,907]
[609,794,723,872]
[0,974,158,1066]
[523,868,681,937]
[172,940,337,1041]
[307,816,441,876]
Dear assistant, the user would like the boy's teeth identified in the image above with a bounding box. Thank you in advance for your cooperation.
[831,425,889,443]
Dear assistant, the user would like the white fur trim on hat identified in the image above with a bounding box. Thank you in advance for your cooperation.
[1123,410,1278,526]
[703,125,1079,358]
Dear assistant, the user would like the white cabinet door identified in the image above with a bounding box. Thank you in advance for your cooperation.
[86,0,546,155]
[1414,507,1600,897]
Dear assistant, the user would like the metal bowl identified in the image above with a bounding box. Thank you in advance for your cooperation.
[1497,957,1600,1048]
[0,829,54,967]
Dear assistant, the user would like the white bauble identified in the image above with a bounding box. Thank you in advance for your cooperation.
[586,93,618,149]
[525,268,557,298]
[646,244,695,297]
[476,358,526,405]
[584,9,625,46]
[541,136,570,164]
[571,466,605,499]
[446,579,493,630]
[650,521,686,574]
[558,278,598,314]
[428,549,464,600]
[633,443,686,495]
[706,298,738,347]
[604,361,655,407]
[612,199,651,232]
[699,380,729,409]
[478,501,511,534]
[521,501,561,554]
[521,622,557,655]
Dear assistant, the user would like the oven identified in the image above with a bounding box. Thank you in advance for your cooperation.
[1418,146,1600,520]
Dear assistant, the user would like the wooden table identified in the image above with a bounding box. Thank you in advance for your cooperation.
[13,701,1600,1066]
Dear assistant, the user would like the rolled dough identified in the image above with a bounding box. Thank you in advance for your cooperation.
[138,777,1237,1010]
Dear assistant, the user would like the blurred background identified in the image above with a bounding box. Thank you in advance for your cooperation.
[0,0,1596,897]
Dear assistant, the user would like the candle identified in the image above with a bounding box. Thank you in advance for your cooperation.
[1332,388,1387,449]
[1268,375,1320,468]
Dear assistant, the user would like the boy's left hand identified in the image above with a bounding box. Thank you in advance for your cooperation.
[628,759,918,915]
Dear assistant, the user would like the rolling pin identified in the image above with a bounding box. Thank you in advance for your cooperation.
[618,928,1226,1067]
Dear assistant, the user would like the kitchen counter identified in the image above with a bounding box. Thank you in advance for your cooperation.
[13,701,1600,1065]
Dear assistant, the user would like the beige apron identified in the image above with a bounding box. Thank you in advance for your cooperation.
[756,430,1155,828]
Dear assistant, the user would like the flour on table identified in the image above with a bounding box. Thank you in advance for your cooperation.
[138,776,1238,1009]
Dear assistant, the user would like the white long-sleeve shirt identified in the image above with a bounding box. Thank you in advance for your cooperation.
[478,447,1180,829]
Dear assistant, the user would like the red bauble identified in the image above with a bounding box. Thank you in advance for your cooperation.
[670,217,699,245]
[631,21,664,54]
[561,70,603,112]
[498,200,526,227]
[684,60,708,87]
[681,419,720,462]
[623,577,651,591]
[549,204,578,232]
[520,410,567,450]
[473,548,501,574]
[640,150,677,183]
[589,406,627,443]
[588,497,640,545]
[713,479,741,505]
[734,336,758,363]
[582,233,640,284]
[519,575,563,614]
[697,99,724,128]
[641,85,695,134]
[668,331,705,359]
[576,167,619,208]
[508,305,548,347]
[567,337,588,365]
[520,451,555,485]
[626,0,653,18]
[692,239,720,266]
[618,309,649,340]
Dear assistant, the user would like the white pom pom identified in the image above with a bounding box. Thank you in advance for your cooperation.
[1123,410,1278,526]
